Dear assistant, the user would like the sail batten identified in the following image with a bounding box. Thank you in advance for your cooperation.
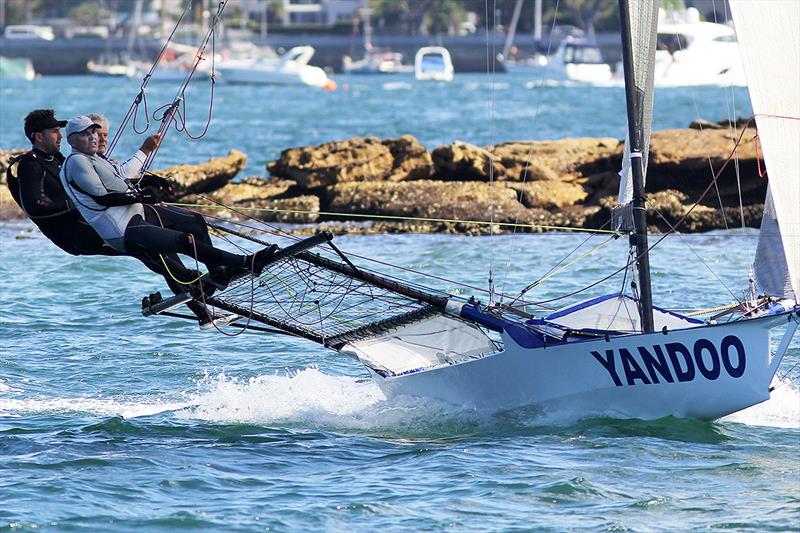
[730,1,800,301]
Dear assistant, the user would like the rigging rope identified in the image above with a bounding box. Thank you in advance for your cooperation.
[107,0,193,157]
[108,0,228,178]
[167,201,623,235]
[140,0,229,177]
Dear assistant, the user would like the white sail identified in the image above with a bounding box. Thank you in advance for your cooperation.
[730,1,800,301]
[617,0,660,205]
[755,186,793,297]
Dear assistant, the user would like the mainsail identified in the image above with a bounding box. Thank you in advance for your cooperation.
[617,0,660,206]
[729,1,800,302]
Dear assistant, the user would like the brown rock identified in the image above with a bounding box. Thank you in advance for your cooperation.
[323,180,531,225]
[646,127,766,204]
[381,134,434,181]
[0,185,24,220]
[0,149,26,184]
[154,149,247,199]
[431,141,501,181]
[268,137,395,189]
[186,177,318,223]
[431,138,620,182]
[492,138,620,181]
[589,190,763,233]
[0,149,26,220]
[504,180,588,209]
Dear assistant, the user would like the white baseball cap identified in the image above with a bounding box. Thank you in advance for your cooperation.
[65,115,101,139]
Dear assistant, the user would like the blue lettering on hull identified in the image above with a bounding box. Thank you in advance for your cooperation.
[591,336,747,387]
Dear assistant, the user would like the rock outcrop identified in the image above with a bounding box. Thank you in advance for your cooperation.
[0,125,768,234]
[267,135,432,189]
[156,149,247,199]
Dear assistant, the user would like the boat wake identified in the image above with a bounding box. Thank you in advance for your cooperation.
[180,367,488,435]
[721,377,800,429]
[2,370,796,431]
[0,395,194,419]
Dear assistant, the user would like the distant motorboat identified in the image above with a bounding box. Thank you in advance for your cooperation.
[504,37,613,85]
[0,56,36,80]
[216,45,335,89]
[87,56,135,77]
[414,46,454,81]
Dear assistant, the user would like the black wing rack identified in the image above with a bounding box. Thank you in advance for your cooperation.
[142,231,450,347]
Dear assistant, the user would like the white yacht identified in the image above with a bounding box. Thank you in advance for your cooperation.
[217,46,335,89]
[504,36,613,84]
[414,46,454,81]
[648,8,746,87]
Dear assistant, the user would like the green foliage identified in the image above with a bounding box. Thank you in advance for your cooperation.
[2,0,40,25]
[68,1,111,26]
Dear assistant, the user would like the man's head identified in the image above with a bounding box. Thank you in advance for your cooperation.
[24,109,67,155]
[65,115,102,156]
[87,113,109,154]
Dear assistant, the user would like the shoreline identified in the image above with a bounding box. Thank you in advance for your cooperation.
[0,121,765,236]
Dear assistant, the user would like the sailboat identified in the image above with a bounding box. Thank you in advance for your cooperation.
[143,0,798,420]
[87,0,142,77]
[342,7,413,75]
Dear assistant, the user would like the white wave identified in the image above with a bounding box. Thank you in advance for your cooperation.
[722,377,800,429]
[382,82,413,91]
[0,396,193,419]
[180,367,484,432]
[0,379,22,393]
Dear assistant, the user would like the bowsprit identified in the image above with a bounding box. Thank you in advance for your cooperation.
[590,335,747,387]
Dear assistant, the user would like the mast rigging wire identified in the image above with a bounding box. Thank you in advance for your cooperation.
[107,0,193,157]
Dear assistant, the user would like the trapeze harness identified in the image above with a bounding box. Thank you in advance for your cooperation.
[6,149,117,256]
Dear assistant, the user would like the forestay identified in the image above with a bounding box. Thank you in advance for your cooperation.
[729,1,800,302]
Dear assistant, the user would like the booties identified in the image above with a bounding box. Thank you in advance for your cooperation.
[188,272,219,298]
[208,264,247,289]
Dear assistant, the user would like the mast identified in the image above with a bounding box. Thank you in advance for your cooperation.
[502,0,523,61]
[618,0,655,332]
[534,0,542,48]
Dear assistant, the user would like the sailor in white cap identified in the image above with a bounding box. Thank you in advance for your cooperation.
[59,115,275,288]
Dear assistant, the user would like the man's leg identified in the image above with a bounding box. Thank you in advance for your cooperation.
[144,205,213,247]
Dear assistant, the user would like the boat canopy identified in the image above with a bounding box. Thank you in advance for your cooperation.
[545,294,703,333]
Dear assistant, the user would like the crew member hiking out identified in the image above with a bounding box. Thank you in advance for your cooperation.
[6,109,114,256]
[59,115,276,288]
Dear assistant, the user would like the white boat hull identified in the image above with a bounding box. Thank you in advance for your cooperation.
[217,65,330,87]
[370,313,796,420]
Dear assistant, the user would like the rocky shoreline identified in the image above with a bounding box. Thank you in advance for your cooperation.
[0,120,766,235]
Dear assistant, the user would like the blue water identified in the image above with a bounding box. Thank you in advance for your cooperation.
[1,74,798,531]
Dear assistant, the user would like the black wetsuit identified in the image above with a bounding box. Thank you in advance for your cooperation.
[9,148,115,256]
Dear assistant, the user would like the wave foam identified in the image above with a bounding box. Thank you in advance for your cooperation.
[0,396,192,419]
[722,377,800,429]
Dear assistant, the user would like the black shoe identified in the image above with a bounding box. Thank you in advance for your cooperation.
[209,264,248,289]
[247,244,279,277]
[188,272,218,298]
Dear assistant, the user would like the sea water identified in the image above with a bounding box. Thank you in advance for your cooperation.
[1,74,797,531]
